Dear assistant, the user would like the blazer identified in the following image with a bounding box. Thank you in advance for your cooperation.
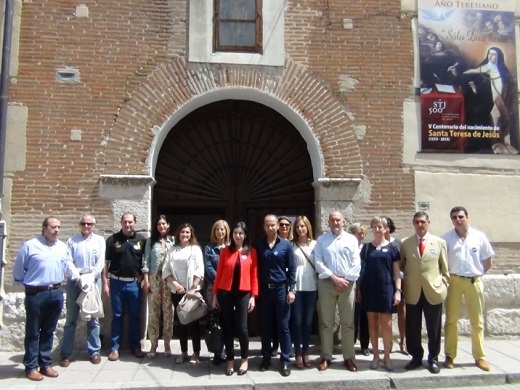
[213,247,259,297]
[400,234,450,305]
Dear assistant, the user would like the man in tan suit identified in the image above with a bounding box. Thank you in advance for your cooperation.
[400,211,449,374]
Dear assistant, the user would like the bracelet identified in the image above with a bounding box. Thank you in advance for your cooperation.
[396,289,402,293]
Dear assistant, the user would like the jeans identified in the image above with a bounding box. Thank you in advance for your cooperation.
[259,285,291,362]
[110,278,142,351]
[61,279,101,358]
[291,290,317,355]
[24,288,64,372]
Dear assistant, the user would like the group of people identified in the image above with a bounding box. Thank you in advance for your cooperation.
[12,206,494,382]
[348,208,494,374]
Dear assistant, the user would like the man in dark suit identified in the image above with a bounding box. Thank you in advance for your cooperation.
[400,211,449,374]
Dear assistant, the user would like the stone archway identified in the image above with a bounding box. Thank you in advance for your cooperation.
[101,57,364,232]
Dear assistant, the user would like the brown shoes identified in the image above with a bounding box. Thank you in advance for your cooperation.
[475,359,490,371]
[344,358,358,372]
[59,357,70,367]
[317,358,331,371]
[40,366,59,378]
[108,349,119,361]
[90,353,102,364]
[26,370,44,381]
[443,356,454,369]
[133,349,145,358]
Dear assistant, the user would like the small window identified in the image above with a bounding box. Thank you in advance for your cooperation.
[214,0,262,54]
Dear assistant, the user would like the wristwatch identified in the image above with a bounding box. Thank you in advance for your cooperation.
[288,287,296,293]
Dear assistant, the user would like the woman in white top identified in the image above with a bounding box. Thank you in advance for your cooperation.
[290,215,317,369]
[163,223,204,364]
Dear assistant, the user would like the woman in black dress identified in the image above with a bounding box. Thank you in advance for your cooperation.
[358,217,401,371]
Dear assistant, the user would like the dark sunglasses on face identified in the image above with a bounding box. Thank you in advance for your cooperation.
[279,223,291,227]
[80,222,94,226]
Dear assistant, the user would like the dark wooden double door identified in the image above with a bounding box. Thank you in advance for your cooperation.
[153,100,315,244]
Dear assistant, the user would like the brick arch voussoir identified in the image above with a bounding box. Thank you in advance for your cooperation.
[105,56,362,178]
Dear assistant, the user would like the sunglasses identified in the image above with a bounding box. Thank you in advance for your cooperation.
[80,222,94,226]
[279,223,291,227]
[450,215,464,220]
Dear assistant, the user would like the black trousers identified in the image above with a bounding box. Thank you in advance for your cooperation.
[217,289,251,360]
[171,293,201,353]
[354,301,369,349]
[405,290,443,363]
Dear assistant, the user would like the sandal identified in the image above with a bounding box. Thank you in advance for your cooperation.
[175,353,187,364]
[189,352,200,364]
[147,344,157,359]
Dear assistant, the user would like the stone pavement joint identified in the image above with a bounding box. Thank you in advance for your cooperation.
[0,337,519,390]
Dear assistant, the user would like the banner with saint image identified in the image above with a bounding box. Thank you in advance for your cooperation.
[419,0,518,154]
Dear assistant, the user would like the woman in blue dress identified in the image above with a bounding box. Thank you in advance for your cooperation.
[358,216,402,371]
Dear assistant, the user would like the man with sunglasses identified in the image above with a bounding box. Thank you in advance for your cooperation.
[60,213,106,367]
[442,206,494,371]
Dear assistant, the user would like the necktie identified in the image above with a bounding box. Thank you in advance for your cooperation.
[419,238,425,256]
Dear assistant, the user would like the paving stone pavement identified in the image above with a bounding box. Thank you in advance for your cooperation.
[1,336,519,390]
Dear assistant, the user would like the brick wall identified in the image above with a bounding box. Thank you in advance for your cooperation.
[5,0,517,282]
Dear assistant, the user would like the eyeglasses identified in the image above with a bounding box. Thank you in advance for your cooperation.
[279,223,291,227]
[80,222,94,226]
[450,215,464,220]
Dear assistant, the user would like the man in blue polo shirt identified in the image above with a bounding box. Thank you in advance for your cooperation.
[255,214,295,377]
[13,216,69,381]
[102,212,146,361]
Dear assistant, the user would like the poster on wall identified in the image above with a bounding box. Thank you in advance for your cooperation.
[418,0,518,154]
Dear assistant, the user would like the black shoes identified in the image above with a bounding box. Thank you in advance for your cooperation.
[428,360,440,374]
[259,358,271,372]
[280,361,291,377]
[213,354,226,366]
[361,348,371,356]
[405,359,423,370]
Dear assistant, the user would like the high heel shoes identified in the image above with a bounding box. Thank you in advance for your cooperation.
[237,359,248,375]
[225,361,234,376]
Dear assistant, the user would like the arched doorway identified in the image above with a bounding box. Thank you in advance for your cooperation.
[153,99,315,243]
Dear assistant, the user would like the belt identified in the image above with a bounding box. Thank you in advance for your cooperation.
[24,283,61,292]
[453,274,480,283]
[110,274,137,282]
[262,282,286,289]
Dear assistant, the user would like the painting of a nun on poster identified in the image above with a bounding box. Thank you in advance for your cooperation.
[419,0,518,154]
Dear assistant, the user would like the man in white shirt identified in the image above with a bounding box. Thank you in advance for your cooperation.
[314,211,361,372]
[60,213,106,367]
[442,206,494,371]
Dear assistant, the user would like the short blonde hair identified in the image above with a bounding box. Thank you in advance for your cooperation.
[370,216,388,228]
[348,223,367,235]
[209,220,230,245]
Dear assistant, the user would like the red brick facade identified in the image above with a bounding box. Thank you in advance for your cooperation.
[4,1,516,276]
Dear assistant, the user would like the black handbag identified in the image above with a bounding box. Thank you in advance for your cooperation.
[204,310,224,353]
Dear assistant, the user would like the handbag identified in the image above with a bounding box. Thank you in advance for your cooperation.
[204,310,224,353]
[176,292,208,325]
